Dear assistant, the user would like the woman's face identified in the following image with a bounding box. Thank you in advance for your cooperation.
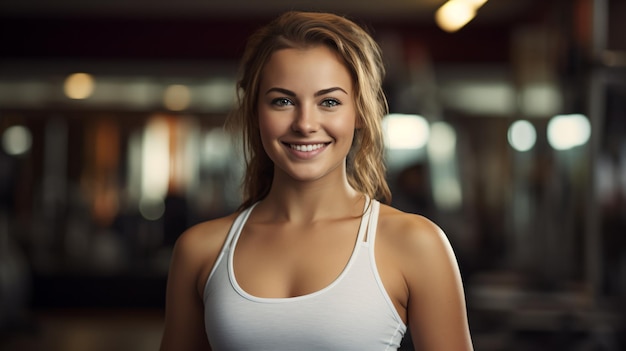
[257,45,357,184]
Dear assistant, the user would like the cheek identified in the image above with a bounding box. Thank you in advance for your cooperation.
[331,113,358,138]
[257,111,284,148]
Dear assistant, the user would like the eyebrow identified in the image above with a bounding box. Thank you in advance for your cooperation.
[265,87,348,97]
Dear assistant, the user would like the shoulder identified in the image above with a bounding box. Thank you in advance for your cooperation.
[375,206,473,349]
[161,213,240,350]
[376,204,460,284]
[169,213,240,292]
[377,204,449,254]
[174,213,238,257]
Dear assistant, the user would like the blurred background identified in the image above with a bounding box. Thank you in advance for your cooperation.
[0,0,624,350]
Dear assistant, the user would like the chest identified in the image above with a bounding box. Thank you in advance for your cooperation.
[232,219,363,298]
[204,245,407,351]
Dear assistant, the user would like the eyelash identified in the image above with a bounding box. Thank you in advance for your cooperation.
[271,98,293,107]
[321,98,341,108]
[270,98,341,108]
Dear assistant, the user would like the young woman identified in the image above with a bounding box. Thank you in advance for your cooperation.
[160,11,473,351]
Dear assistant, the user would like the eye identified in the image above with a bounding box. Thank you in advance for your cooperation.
[271,98,294,107]
[321,98,341,108]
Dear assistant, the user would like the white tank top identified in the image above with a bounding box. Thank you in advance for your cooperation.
[203,199,407,350]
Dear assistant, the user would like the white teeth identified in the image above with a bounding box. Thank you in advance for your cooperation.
[290,143,325,152]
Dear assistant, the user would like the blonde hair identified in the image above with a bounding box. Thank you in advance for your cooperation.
[227,11,391,210]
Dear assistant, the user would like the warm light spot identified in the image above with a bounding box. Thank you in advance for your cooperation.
[163,84,191,111]
[547,114,591,150]
[141,116,170,211]
[435,0,476,33]
[64,73,95,99]
[382,114,430,150]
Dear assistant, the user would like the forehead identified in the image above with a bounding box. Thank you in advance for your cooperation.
[259,45,353,91]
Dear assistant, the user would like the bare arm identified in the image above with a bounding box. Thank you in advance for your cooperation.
[160,219,231,351]
[401,216,474,351]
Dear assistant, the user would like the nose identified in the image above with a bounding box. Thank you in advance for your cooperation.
[291,104,319,134]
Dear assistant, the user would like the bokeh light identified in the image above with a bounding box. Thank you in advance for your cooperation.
[508,120,537,152]
[163,84,191,111]
[2,125,32,156]
[64,73,95,99]
[547,114,591,150]
[382,114,430,150]
[427,121,457,160]
[139,196,166,221]
[436,0,476,32]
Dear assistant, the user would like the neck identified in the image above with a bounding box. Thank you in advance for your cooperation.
[258,174,364,224]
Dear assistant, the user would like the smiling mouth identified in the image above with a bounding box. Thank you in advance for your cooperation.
[285,143,329,152]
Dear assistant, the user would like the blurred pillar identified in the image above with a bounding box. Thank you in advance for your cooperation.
[585,0,607,303]
[43,118,68,221]
[510,22,564,281]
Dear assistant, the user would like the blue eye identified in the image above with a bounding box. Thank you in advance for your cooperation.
[272,98,293,107]
[321,99,340,108]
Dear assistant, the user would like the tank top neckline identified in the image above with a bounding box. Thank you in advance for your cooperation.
[226,197,375,303]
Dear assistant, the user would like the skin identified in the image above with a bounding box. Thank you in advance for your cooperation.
[160,45,473,351]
